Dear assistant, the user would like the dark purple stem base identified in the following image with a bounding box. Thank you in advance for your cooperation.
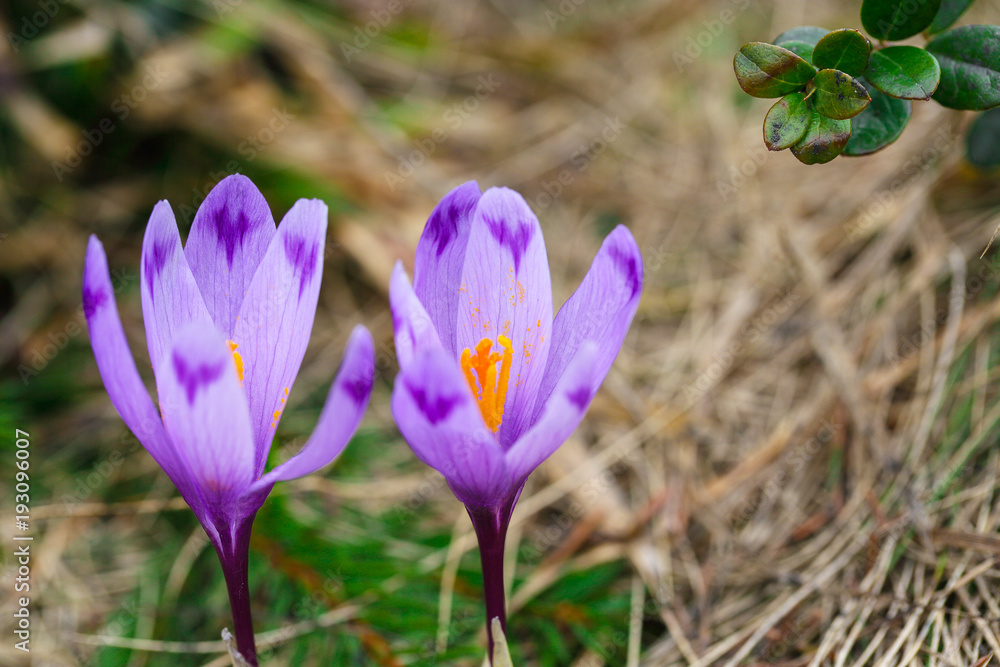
[213,518,258,666]
[468,502,514,663]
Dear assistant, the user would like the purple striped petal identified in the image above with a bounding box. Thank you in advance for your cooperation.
[412,181,481,356]
[391,348,512,508]
[390,261,443,371]
[83,236,206,516]
[231,198,327,474]
[184,175,276,336]
[251,326,374,490]
[533,225,642,419]
[505,341,598,484]
[456,187,553,448]
[154,323,255,499]
[140,200,214,369]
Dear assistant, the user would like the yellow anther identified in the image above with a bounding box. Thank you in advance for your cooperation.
[227,340,244,382]
[460,335,514,432]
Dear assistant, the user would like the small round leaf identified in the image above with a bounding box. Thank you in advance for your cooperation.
[812,69,872,120]
[775,26,830,48]
[774,26,830,63]
[791,112,852,164]
[774,25,830,46]
[861,0,943,41]
[844,78,912,155]
[734,43,818,98]
[764,92,812,150]
[812,29,872,77]
[866,46,942,100]
[926,25,1000,110]
[925,0,976,35]
[780,40,818,63]
[966,108,1000,170]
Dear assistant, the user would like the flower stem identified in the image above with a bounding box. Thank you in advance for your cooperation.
[214,519,258,666]
[468,506,510,663]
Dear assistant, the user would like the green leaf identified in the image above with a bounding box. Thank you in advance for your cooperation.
[791,111,852,164]
[775,25,830,48]
[734,43,818,98]
[774,26,830,63]
[812,29,872,77]
[866,46,942,99]
[926,25,1000,110]
[780,41,818,63]
[812,69,872,119]
[764,92,812,150]
[861,0,943,40]
[926,0,976,35]
[966,108,1000,169]
[844,78,912,155]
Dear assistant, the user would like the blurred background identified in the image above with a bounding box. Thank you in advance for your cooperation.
[2,0,1000,664]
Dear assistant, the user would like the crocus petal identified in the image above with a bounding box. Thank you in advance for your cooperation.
[184,174,277,336]
[390,261,443,371]
[533,225,642,419]
[456,187,553,447]
[231,198,327,474]
[155,323,255,499]
[140,200,214,369]
[391,348,512,508]
[83,236,205,515]
[251,326,375,490]
[413,181,481,356]
[505,341,599,484]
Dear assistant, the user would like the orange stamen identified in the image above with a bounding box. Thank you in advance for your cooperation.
[227,340,244,382]
[460,335,514,432]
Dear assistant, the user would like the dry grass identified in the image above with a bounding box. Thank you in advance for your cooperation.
[2,0,1000,664]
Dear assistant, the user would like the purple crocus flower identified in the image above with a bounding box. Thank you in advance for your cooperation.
[82,175,375,665]
[389,182,642,655]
